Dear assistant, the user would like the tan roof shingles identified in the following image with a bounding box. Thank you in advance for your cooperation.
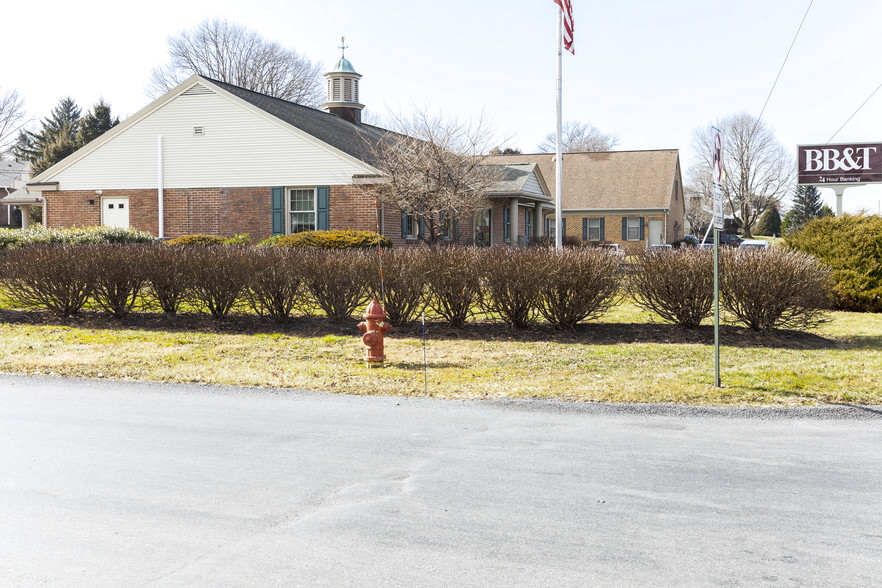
[483,150,680,211]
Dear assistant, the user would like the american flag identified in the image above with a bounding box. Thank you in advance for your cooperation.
[554,0,574,54]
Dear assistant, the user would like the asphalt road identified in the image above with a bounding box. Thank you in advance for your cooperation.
[1,375,880,587]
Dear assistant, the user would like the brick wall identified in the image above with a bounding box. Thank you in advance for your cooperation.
[48,186,279,242]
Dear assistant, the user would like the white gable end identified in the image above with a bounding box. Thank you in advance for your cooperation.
[48,84,375,190]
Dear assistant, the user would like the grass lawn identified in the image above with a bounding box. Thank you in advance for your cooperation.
[0,302,879,406]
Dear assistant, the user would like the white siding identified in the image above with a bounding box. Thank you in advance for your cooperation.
[49,89,374,190]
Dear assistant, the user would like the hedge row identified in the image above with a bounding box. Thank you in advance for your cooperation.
[0,244,831,331]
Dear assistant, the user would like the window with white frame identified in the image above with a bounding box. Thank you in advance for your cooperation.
[474,209,491,247]
[289,188,316,233]
[546,217,556,240]
[402,211,418,239]
[524,209,533,241]
[626,217,641,241]
[503,206,511,242]
[587,218,602,241]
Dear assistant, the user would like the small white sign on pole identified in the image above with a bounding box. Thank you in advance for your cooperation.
[712,126,724,230]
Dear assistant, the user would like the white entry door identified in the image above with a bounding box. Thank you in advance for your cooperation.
[648,219,664,246]
[102,198,129,229]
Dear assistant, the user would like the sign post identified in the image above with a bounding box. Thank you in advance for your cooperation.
[712,127,724,388]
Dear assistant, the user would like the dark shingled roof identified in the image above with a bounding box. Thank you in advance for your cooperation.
[204,76,389,167]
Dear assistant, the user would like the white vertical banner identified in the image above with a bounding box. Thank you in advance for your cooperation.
[712,126,724,230]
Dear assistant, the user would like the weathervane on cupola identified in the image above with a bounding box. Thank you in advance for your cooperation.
[322,36,365,125]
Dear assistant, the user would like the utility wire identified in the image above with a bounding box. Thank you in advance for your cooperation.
[757,0,814,122]
[827,81,882,143]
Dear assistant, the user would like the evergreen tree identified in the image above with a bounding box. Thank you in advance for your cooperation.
[755,204,782,236]
[787,185,824,234]
[76,99,119,147]
[13,97,82,175]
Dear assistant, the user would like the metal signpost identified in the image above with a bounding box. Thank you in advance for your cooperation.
[712,127,724,388]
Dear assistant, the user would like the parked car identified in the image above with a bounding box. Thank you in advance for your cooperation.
[703,233,743,247]
[739,239,770,250]
[598,243,626,257]
[649,244,673,252]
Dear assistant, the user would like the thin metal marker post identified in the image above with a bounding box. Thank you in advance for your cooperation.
[422,310,428,395]
[713,229,721,388]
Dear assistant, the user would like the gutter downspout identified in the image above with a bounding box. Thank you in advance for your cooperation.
[158,135,165,238]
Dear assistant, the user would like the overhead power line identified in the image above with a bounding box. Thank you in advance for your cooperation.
[757,0,814,123]
[827,81,882,143]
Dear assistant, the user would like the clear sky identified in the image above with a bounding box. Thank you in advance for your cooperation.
[6,0,882,213]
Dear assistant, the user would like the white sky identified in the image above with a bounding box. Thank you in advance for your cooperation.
[6,0,882,213]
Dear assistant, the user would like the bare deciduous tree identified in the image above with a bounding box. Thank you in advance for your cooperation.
[538,120,619,153]
[148,19,323,107]
[683,168,714,236]
[688,113,793,238]
[358,109,504,247]
[0,88,27,158]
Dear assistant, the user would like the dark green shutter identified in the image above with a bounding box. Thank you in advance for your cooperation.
[271,187,285,236]
[622,217,628,240]
[639,217,645,241]
[316,186,330,230]
[582,218,588,240]
[600,218,605,241]
[418,217,425,238]
[561,217,567,237]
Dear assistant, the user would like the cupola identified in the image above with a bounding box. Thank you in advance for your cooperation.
[322,37,365,125]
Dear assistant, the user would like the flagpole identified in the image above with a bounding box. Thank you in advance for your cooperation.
[555,7,563,251]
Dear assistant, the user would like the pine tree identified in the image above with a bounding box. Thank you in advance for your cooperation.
[755,204,782,236]
[787,185,824,234]
[13,97,82,175]
[76,99,119,148]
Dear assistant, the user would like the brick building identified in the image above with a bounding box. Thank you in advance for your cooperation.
[25,51,681,248]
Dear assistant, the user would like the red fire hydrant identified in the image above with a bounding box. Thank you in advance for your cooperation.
[358,298,392,366]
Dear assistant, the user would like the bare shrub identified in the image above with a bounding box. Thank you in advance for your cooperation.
[2,244,96,316]
[478,248,543,328]
[142,245,193,317]
[244,248,306,322]
[535,248,623,329]
[301,250,373,320]
[720,248,831,331]
[187,246,252,319]
[90,244,149,318]
[630,249,714,328]
[423,247,483,328]
[369,248,428,326]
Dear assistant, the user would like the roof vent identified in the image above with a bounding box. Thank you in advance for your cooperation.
[183,83,214,96]
[193,126,205,136]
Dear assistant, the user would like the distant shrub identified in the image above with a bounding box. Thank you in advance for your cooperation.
[90,244,150,318]
[720,248,831,331]
[224,234,252,246]
[166,234,227,247]
[187,246,252,319]
[259,230,392,250]
[2,244,97,316]
[301,250,374,320]
[0,226,154,249]
[244,248,306,322]
[369,248,428,326]
[785,213,882,312]
[141,245,193,317]
[478,248,543,328]
[423,247,483,328]
[534,248,623,329]
[630,249,714,329]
